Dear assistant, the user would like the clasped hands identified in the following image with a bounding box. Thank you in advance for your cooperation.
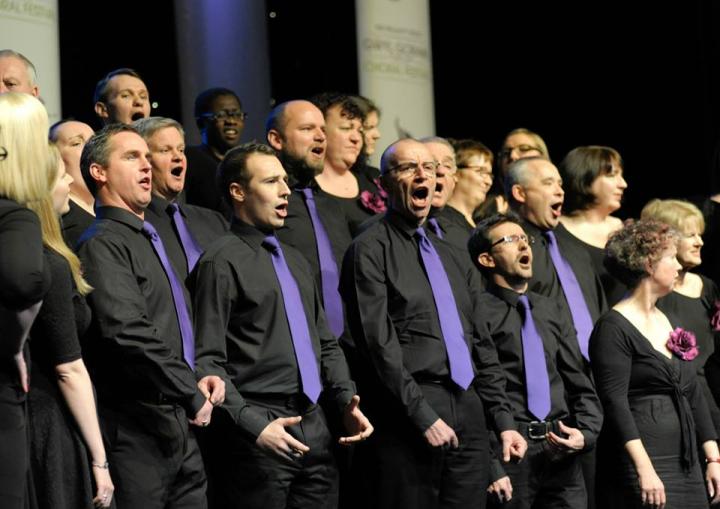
[256,395,374,463]
[188,375,226,427]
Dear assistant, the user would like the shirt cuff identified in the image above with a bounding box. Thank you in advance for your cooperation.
[492,410,516,434]
[183,390,207,418]
[409,399,441,433]
[237,406,272,440]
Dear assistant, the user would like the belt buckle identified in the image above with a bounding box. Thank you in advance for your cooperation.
[527,421,548,440]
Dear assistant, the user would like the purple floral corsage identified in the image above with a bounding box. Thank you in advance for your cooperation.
[666,327,699,361]
[359,178,388,214]
[711,300,720,332]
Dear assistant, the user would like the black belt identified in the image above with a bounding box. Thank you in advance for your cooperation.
[517,419,562,440]
[242,392,314,412]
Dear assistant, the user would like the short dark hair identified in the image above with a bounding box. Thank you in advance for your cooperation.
[194,87,241,126]
[93,68,145,104]
[352,95,381,119]
[309,92,364,121]
[605,219,678,288]
[217,142,277,207]
[560,145,623,213]
[80,123,140,196]
[468,212,524,271]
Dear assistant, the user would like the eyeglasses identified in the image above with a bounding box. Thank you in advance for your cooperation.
[457,165,493,179]
[499,144,541,160]
[0,146,6,161]
[490,234,534,247]
[387,161,439,177]
[199,109,248,122]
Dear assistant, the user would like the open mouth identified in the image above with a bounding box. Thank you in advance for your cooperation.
[434,182,444,196]
[223,128,239,137]
[550,202,562,217]
[519,253,531,265]
[139,176,151,190]
[131,112,145,121]
[275,202,288,218]
[170,166,184,177]
[311,146,324,157]
[413,187,429,200]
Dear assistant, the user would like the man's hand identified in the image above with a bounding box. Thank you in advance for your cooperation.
[339,395,374,445]
[189,398,213,427]
[256,416,310,463]
[546,420,585,454]
[424,418,459,448]
[487,475,513,503]
[500,429,527,462]
[198,375,225,406]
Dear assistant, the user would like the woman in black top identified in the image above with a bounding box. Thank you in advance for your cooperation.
[0,92,53,509]
[642,199,720,440]
[26,147,114,508]
[591,219,720,508]
[558,145,629,306]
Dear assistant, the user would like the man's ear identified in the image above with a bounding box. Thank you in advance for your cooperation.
[89,162,107,186]
[267,129,283,151]
[510,184,526,204]
[94,101,109,120]
[477,252,496,270]
[229,182,246,204]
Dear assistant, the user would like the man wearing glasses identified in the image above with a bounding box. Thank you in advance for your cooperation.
[340,138,526,509]
[185,87,246,213]
[469,213,601,509]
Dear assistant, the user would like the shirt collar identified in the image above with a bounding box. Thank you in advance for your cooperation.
[487,281,531,308]
[95,206,144,232]
[386,209,425,240]
[230,218,275,250]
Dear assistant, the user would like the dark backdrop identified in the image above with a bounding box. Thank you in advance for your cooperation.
[58,1,720,217]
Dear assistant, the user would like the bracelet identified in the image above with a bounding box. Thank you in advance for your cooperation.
[706,458,720,464]
[92,461,109,469]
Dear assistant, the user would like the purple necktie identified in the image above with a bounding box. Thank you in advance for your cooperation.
[142,222,195,369]
[544,230,593,360]
[262,235,323,403]
[517,295,551,420]
[427,217,443,239]
[300,188,344,338]
[415,227,474,389]
[169,203,203,273]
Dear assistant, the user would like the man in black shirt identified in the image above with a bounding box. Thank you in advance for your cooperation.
[340,138,526,509]
[190,142,372,509]
[469,213,602,508]
[134,116,228,281]
[93,68,151,126]
[77,124,223,509]
[185,88,245,213]
[267,100,353,341]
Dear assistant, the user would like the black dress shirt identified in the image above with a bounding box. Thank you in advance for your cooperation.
[523,221,607,364]
[478,284,602,446]
[276,183,353,294]
[144,194,229,280]
[434,205,474,255]
[184,144,228,215]
[77,206,206,416]
[61,199,95,252]
[340,211,515,433]
[190,220,355,439]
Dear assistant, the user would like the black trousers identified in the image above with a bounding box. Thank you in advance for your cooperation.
[353,383,489,509]
[487,438,586,509]
[100,402,207,509]
[0,382,27,509]
[204,394,338,509]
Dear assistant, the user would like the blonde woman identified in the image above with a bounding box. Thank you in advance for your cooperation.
[26,146,114,508]
[642,199,720,437]
[0,92,52,509]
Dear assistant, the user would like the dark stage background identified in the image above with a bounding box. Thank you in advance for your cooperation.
[58,1,720,217]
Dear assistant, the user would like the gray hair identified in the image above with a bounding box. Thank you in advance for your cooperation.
[132,116,185,141]
[504,156,545,203]
[0,49,37,85]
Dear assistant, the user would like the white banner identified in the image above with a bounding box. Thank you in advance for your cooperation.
[356,0,435,165]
